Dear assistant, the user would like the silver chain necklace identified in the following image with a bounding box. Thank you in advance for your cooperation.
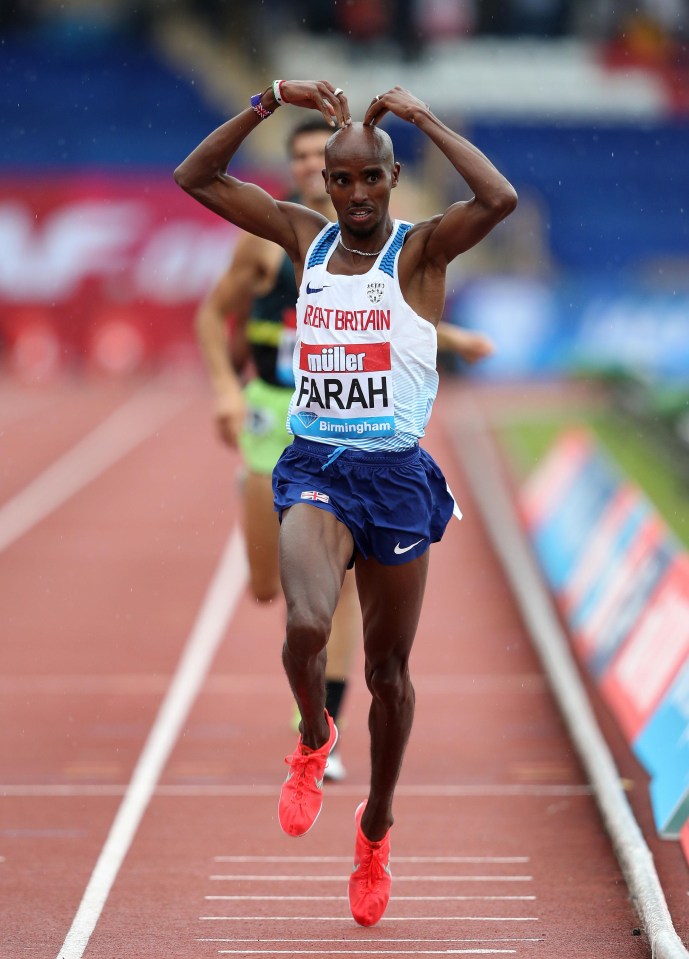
[339,235,388,257]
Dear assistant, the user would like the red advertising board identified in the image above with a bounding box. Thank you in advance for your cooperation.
[0,172,282,378]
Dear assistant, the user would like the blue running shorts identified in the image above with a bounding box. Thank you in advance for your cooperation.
[272,437,456,566]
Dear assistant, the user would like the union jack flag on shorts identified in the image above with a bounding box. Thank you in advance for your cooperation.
[300,490,330,504]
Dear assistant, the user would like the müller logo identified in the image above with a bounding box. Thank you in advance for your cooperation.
[307,346,364,373]
[300,342,390,374]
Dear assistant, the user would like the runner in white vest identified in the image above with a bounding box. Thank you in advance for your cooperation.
[175,80,517,928]
[288,218,438,451]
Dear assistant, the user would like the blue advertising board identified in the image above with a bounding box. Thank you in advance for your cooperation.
[452,277,689,384]
[521,430,689,846]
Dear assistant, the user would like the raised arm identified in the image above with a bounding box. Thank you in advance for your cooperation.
[174,81,351,258]
[364,88,517,267]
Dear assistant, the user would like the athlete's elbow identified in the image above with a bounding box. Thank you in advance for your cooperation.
[173,157,214,194]
[173,160,197,194]
[489,182,518,219]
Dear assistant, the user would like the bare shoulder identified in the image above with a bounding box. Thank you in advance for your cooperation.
[399,215,445,275]
[398,216,449,325]
[403,216,443,252]
[276,200,331,265]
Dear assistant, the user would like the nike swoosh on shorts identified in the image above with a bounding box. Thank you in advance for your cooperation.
[394,539,425,555]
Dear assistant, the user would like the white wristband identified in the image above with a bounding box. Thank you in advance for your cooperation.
[272,80,285,106]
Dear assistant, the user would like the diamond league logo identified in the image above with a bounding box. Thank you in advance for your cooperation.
[366,281,385,304]
[295,411,319,429]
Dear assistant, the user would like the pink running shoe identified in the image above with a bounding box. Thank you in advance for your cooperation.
[348,801,392,926]
[278,711,338,837]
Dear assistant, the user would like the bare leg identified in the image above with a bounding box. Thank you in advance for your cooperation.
[244,473,360,676]
[326,568,360,680]
[355,551,429,841]
[242,472,280,602]
[245,477,358,736]
[280,504,354,750]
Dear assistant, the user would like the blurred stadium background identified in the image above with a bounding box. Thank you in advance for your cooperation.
[5,1,689,931]
[2,1,689,447]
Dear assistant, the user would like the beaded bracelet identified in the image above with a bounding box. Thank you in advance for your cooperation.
[250,92,272,120]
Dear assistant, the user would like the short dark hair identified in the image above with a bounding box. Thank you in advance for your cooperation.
[286,117,333,156]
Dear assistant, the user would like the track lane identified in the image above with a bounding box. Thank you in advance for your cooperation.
[1,373,241,956]
[0,374,676,958]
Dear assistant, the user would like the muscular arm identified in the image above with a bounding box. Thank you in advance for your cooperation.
[174,80,350,260]
[365,88,517,269]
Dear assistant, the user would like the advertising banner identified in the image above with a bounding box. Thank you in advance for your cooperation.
[520,430,689,842]
[602,557,689,747]
[0,172,280,377]
[524,434,621,592]
[452,276,689,383]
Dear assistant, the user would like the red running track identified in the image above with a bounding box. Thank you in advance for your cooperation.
[1,371,687,959]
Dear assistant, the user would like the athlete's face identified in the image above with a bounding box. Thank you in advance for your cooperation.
[323,124,399,238]
[289,131,331,205]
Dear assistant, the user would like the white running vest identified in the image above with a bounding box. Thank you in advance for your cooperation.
[286,220,439,452]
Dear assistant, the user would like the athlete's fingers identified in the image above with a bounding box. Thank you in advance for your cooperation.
[317,81,350,127]
[364,93,388,127]
[285,80,350,127]
[333,87,352,125]
[319,97,346,127]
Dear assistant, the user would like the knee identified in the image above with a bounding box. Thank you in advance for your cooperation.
[284,606,331,661]
[365,655,412,705]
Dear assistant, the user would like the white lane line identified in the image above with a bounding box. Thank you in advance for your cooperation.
[217,951,517,956]
[0,786,127,797]
[55,525,248,959]
[209,875,532,883]
[206,896,536,902]
[0,784,591,798]
[0,673,545,695]
[0,383,188,553]
[213,856,531,864]
[0,675,175,694]
[196,784,587,797]
[200,939,544,944]
[200,917,538,922]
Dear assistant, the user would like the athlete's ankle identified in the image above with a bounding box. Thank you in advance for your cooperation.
[360,800,393,842]
[299,709,333,752]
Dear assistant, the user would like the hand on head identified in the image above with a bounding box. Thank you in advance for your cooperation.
[270,83,428,131]
[363,87,429,127]
[280,80,352,128]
